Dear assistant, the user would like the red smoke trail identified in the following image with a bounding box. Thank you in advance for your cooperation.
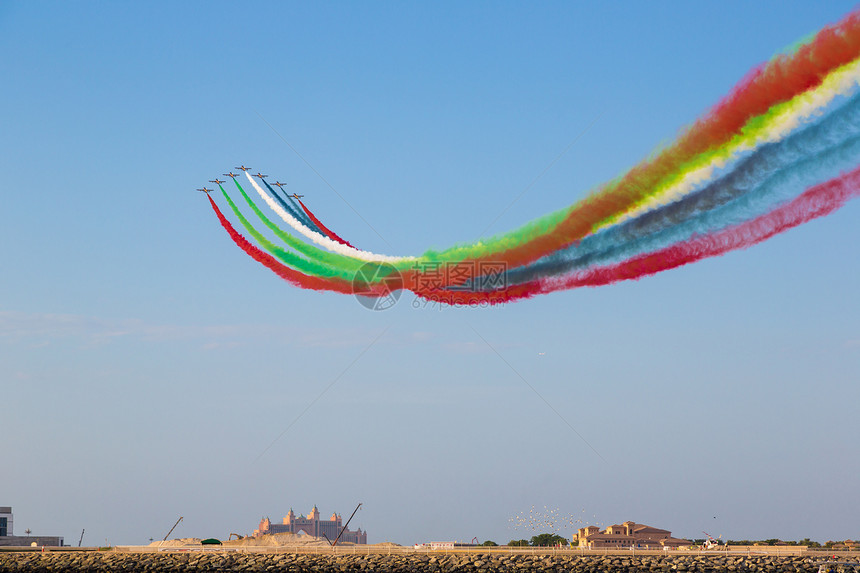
[545,165,860,291]
[296,198,356,248]
[208,195,391,296]
[410,282,541,306]
[417,9,860,277]
[409,166,860,305]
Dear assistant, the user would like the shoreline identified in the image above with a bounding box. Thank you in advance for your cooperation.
[1,549,858,573]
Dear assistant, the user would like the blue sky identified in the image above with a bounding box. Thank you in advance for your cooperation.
[1,1,858,546]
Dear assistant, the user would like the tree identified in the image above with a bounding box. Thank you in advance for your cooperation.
[482,540,498,546]
[508,539,529,547]
[531,533,569,547]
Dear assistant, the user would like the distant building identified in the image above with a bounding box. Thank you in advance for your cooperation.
[0,507,64,547]
[576,521,690,549]
[255,505,367,544]
[827,540,858,550]
[0,507,11,537]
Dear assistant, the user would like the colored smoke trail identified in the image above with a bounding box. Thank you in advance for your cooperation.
[413,166,860,305]
[604,56,860,227]
[224,182,369,274]
[243,172,414,264]
[207,195,349,294]
[407,11,860,271]
[296,197,356,248]
[222,184,361,280]
[503,92,860,286]
[258,177,321,234]
[204,9,860,304]
[539,165,860,294]
[208,194,395,296]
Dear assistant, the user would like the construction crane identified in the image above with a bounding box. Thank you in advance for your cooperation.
[331,503,362,547]
[162,517,183,542]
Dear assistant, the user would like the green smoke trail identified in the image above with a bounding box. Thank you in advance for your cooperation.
[226,182,400,281]
[218,186,357,280]
[231,181,367,276]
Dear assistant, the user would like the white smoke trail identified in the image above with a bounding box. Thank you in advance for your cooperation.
[243,172,415,264]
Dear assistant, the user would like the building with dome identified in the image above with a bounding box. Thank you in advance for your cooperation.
[254,505,367,544]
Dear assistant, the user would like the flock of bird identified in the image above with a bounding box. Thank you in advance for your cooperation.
[508,507,603,533]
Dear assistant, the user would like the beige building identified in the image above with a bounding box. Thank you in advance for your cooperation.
[255,505,367,544]
[576,521,690,549]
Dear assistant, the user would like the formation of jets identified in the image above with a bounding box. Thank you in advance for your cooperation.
[200,168,306,199]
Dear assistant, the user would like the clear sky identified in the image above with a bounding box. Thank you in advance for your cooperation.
[1,1,858,547]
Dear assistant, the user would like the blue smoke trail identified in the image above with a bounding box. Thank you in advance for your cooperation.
[259,177,322,234]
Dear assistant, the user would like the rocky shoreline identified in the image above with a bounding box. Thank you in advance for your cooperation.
[0,552,831,572]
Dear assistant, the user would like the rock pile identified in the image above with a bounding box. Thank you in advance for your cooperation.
[0,552,825,572]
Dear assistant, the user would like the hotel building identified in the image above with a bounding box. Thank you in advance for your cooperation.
[255,505,367,544]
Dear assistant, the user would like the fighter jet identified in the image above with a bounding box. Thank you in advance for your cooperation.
[197,187,213,194]
[252,172,268,180]
[236,165,252,172]
[272,181,287,188]
[209,178,225,185]
[223,172,239,179]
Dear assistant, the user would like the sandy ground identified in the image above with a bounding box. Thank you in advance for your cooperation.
[149,533,363,548]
